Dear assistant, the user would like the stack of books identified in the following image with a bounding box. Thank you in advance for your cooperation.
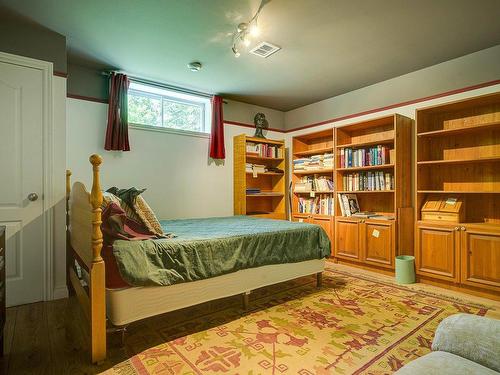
[298,194,334,215]
[295,175,334,192]
[293,153,334,172]
[245,163,266,174]
[342,171,394,191]
[246,188,261,195]
[247,142,283,158]
[340,145,391,168]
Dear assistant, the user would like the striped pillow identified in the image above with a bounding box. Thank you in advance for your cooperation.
[101,192,142,224]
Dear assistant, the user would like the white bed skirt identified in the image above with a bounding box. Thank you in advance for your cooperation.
[106,259,325,326]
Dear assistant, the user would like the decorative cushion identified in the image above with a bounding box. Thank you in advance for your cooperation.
[394,351,497,374]
[102,191,142,224]
[133,195,164,236]
[432,313,500,372]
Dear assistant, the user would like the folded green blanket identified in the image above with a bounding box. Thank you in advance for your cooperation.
[112,216,331,286]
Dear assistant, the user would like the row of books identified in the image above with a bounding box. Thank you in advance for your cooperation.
[342,171,394,191]
[245,163,284,175]
[337,193,394,220]
[247,142,283,159]
[295,175,334,192]
[297,195,334,215]
[339,145,391,168]
[293,153,334,171]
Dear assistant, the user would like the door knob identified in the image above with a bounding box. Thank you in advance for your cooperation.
[28,192,39,201]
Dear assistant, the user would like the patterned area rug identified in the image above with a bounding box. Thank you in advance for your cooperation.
[103,265,494,374]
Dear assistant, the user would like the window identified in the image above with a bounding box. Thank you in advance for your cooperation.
[128,81,211,134]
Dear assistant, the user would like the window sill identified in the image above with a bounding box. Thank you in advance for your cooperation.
[129,123,210,139]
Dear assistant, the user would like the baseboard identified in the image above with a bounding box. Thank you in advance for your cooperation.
[53,285,69,300]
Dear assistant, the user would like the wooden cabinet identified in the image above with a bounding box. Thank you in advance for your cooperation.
[416,222,500,293]
[460,225,500,291]
[335,218,361,261]
[293,214,333,253]
[363,220,395,267]
[335,217,395,268]
[416,223,459,282]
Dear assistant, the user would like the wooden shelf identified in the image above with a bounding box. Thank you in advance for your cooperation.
[336,138,394,149]
[293,168,334,175]
[294,190,335,194]
[293,213,333,219]
[245,137,285,145]
[246,155,284,161]
[416,220,500,228]
[245,171,284,176]
[417,156,500,166]
[337,164,394,172]
[417,120,500,137]
[293,147,334,157]
[246,192,284,197]
[417,190,500,194]
[337,190,395,194]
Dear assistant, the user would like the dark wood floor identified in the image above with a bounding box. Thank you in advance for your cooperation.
[0,275,317,375]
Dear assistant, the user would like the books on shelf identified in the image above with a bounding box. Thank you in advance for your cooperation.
[295,175,334,192]
[293,153,334,172]
[245,164,284,175]
[337,193,360,217]
[342,171,394,191]
[247,142,283,158]
[298,194,333,215]
[340,145,391,168]
[246,188,261,194]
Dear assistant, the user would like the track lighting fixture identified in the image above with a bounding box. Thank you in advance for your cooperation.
[231,0,269,57]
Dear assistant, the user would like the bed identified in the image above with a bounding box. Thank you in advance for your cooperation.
[66,154,331,363]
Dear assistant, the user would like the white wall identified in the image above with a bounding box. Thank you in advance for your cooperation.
[285,45,500,130]
[67,98,284,220]
[224,99,285,130]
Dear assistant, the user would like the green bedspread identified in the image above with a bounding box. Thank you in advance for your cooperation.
[112,216,331,287]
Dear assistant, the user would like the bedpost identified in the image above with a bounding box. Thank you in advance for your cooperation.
[316,272,323,289]
[89,154,106,363]
[66,170,73,295]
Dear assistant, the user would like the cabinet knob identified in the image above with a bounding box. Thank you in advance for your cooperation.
[454,226,459,231]
[461,226,466,231]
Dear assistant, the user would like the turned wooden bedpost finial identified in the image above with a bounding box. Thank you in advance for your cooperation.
[89,154,103,263]
[66,169,72,227]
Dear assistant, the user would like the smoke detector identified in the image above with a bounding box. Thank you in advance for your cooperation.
[249,42,281,58]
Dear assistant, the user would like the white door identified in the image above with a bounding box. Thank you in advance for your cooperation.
[0,61,44,306]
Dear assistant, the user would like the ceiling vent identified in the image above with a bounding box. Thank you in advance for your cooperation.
[249,42,281,58]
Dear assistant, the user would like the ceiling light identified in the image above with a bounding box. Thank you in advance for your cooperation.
[230,0,269,57]
[187,62,202,71]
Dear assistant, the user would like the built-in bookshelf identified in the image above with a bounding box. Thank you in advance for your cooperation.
[291,129,335,245]
[334,114,414,271]
[234,135,286,219]
[414,92,500,298]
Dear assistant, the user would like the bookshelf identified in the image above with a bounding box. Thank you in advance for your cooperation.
[415,92,500,298]
[291,129,335,246]
[234,135,286,220]
[334,114,413,271]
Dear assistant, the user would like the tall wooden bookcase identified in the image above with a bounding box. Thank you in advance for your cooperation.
[234,135,286,220]
[415,92,500,299]
[334,114,414,271]
[291,129,335,246]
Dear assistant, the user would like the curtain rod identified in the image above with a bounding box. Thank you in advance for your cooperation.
[102,70,223,101]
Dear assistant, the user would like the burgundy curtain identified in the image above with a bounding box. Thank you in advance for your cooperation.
[105,73,130,151]
[209,95,225,159]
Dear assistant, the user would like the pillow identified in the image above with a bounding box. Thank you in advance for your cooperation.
[133,196,164,236]
[101,191,142,224]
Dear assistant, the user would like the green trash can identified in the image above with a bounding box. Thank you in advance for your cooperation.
[395,255,415,284]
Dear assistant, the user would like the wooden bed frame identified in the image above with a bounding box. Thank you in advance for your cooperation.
[66,154,324,364]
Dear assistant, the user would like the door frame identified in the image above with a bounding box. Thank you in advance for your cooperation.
[0,51,55,301]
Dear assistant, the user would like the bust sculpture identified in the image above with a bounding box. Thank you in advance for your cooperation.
[253,112,268,139]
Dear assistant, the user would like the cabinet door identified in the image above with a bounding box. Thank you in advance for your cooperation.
[335,218,361,261]
[311,217,333,255]
[416,224,459,282]
[460,226,500,291]
[362,220,395,268]
[292,214,310,223]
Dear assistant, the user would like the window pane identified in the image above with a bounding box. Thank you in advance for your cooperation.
[128,92,162,127]
[163,99,203,132]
